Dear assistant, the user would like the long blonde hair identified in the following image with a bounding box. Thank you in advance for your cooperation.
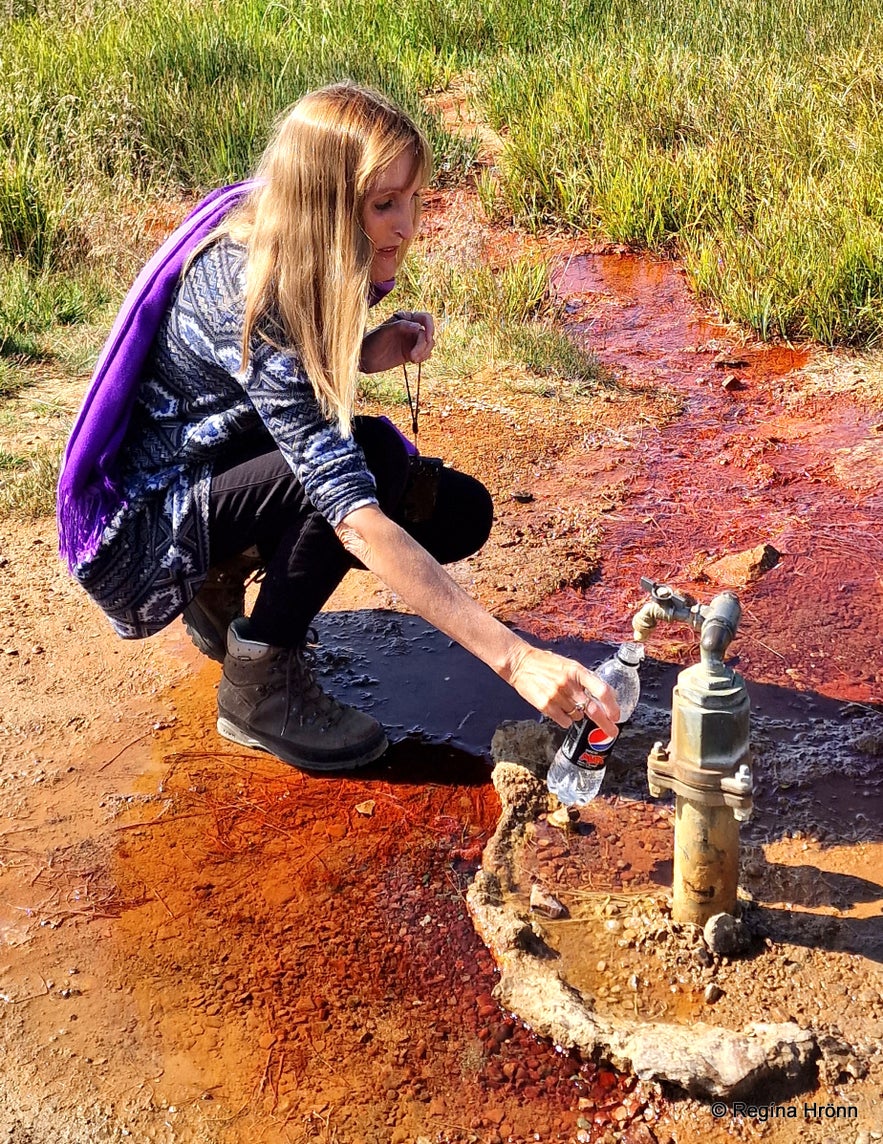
[220,83,431,436]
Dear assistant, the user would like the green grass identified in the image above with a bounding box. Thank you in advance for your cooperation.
[398,253,552,323]
[478,3,883,343]
[3,0,883,375]
[381,252,605,394]
[0,358,27,399]
[0,447,27,470]
[0,443,61,518]
[0,259,110,358]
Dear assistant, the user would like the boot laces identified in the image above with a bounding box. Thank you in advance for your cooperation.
[284,633,344,731]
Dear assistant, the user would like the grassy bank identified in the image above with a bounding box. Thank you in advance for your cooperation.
[481,0,883,344]
[3,0,883,360]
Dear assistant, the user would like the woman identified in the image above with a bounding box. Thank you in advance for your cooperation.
[58,82,619,771]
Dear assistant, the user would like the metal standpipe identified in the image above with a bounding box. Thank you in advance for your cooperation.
[634,580,753,926]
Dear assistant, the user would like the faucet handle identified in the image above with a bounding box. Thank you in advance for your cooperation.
[639,577,698,610]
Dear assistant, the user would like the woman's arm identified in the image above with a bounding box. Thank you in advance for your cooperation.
[335,504,620,732]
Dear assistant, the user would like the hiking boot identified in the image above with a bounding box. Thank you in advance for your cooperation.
[183,548,263,663]
[216,618,388,771]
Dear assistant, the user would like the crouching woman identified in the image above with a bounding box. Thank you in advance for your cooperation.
[57,82,619,771]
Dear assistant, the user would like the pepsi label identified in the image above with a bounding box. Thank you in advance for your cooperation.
[560,719,619,771]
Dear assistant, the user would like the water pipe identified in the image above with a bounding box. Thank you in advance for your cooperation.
[633,579,753,926]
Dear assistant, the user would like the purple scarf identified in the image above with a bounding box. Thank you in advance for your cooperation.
[57,182,399,570]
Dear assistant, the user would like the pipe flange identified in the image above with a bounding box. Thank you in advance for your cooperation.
[647,745,753,815]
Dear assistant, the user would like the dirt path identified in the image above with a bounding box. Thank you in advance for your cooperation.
[0,193,881,1144]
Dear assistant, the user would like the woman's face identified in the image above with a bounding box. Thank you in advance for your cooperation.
[362,152,423,282]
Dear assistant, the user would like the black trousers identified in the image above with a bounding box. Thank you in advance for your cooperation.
[208,416,494,648]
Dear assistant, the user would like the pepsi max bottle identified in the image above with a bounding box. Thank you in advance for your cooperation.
[546,643,644,806]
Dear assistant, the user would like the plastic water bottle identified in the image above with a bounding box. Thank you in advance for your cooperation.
[546,642,644,806]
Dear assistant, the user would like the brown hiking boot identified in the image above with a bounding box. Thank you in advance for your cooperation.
[183,548,263,663]
[216,618,388,771]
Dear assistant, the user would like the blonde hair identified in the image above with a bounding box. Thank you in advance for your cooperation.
[220,83,431,436]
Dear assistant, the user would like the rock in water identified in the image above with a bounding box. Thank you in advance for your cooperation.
[704,543,780,588]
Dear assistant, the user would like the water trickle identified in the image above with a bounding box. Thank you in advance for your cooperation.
[524,252,882,708]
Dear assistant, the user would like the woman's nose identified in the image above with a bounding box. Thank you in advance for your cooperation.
[394,207,414,241]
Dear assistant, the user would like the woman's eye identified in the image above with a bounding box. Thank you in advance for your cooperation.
[375,199,393,212]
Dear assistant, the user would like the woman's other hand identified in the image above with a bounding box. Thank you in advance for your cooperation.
[504,645,621,733]
[359,310,435,373]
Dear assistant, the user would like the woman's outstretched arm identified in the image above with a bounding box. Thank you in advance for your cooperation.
[335,504,620,732]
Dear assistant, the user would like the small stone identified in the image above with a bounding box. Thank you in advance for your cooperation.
[721,373,744,391]
[703,913,750,956]
[696,946,713,968]
[354,800,375,817]
[713,353,749,369]
[704,543,780,588]
[704,984,723,1004]
[530,883,568,919]
[547,806,578,831]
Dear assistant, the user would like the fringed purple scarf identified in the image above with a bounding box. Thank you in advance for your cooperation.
[57,182,398,570]
[57,182,257,569]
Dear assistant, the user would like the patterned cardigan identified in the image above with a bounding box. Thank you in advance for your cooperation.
[74,237,379,639]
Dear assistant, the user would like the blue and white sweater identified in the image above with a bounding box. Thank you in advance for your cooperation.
[74,237,378,638]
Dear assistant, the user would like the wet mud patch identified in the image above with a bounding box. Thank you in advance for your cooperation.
[2,616,667,1143]
[521,251,882,708]
[98,709,660,1144]
[464,653,883,1125]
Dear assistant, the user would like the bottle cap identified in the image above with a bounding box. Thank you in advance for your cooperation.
[616,642,645,667]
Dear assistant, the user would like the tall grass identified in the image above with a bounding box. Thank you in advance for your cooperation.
[389,252,605,394]
[3,0,883,355]
[479,2,883,343]
[0,443,62,518]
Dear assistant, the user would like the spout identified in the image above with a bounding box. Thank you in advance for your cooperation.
[632,599,672,642]
[699,592,742,669]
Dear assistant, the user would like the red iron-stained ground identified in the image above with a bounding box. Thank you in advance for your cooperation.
[518,253,882,708]
[1,191,881,1144]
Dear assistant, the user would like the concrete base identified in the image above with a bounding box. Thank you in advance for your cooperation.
[465,720,817,1099]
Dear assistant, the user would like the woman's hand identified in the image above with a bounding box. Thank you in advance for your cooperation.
[503,645,620,734]
[359,310,435,373]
